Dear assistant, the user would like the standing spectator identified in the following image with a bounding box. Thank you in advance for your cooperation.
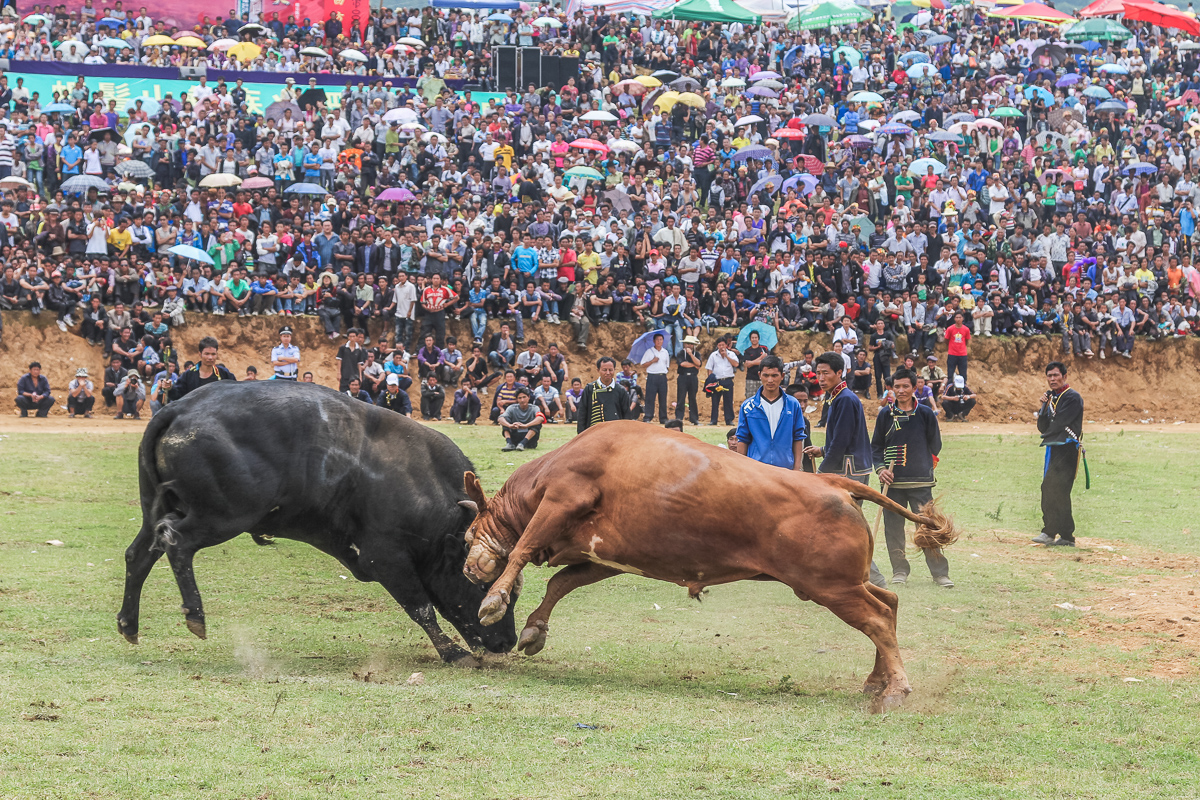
[704,336,740,426]
[391,271,419,350]
[1033,362,1084,548]
[419,272,456,347]
[576,356,634,433]
[270,326,301,380]
[102,356,124,409]
[67,368,96,419]
[675,335,702,426]
[336,328,367,390]
[741,330,768,397]
[639,331,670,424]
[945,312,972,386]
[500,388,543,451]
[734,355,809,469]
[15,362,54,418]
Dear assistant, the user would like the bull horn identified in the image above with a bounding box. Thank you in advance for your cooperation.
[458,500,479,515]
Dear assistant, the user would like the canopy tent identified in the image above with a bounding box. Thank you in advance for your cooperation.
[736,0,801,21]
[1121,0,1200,34]
[788,0,873,29]
[653,0,763,23]
[579,0,674,12]
[1077,0,1126,16]
[431,0,521,8]
[1061,18,1132,40]
[990,2,1076,22]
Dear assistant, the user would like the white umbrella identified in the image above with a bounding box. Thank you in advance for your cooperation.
[384,107,418,123]
[400,121,426,131]
[299,46,329,58]
[533,16,563,27]
[397,36,425,47]
[339,48,367,62]
[608,139,641,153]
[208,38,238,51]
[735,114,765,127]
[55,40,87,51]
[753,78,785,90]
[721,77,746,88]
[581,110,619,122]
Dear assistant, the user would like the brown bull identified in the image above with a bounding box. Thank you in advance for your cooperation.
[460,421,958,712]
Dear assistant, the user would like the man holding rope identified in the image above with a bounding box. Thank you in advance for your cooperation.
[1032,362,1085,548]
[872,368,953,588]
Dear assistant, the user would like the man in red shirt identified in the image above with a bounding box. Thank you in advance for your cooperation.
[419,272,457,348]
[945,311,972,387]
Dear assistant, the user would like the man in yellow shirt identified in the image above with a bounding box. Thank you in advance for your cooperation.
[494,140,515,171]
[577,239,602,285]
[107,217,133,257]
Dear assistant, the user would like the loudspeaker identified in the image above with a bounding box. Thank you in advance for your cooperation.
[179,65,207,80]
[494,46,518,92]
[0,59,9,72]
[521,47,541,90]
[560,56,580,81]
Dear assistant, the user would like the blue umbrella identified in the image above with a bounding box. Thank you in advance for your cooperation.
[782,45,802,73]
[733,145,774,162]
[736,322,778,353]
[878,123,914,136]
[60,174,109,194]
[906,63,937,78]
[487,12,514,22]
[1023,85,1053,104]
[1080,40,1103,51]
[749,174,784,198]
[746,86,778,98]
[898,51,929,66]
[781,173,819,195]
[1082,85,1112,99]
[627,329,672,364]
[97,17,124,27]
[1123,162,1158,175]
[98,37,129,48]
[124,96,161,116]
[925,34,952,45]
[928,130,962,142]
[283,182,329,195]
[169,244,215,265]
[1096,99,1130,112]
[1056,74,1080,87]
[42,103,77,114]
[908,157,946,176]
[833,46,863,66]
[1026,68,1055,84]
[1098,63,1129,74]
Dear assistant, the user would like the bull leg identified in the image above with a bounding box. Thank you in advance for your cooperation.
[372,553,479,667]
[164,543,208,640]
[861,583,900,697]
[116,525,163,644]
[518,563,618,656]
[810,585,909,713]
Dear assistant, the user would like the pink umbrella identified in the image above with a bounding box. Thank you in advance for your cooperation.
[242,176,274,189]
[378,187,416,202]
[570,138,610,153]
[974,118,1004,130]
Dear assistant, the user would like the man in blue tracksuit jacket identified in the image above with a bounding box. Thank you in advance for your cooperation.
[734,355,808,469]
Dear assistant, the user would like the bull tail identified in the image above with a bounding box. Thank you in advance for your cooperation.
[819,475,960,551]
[138,407,186,552]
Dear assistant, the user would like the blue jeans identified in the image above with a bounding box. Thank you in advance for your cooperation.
[489,349,514,368]
[664,319,684,356]
[470,308,487,341]
[541,299,559,318]
[394,317,413,348]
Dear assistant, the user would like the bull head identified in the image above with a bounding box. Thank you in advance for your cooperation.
[461,471,509,585]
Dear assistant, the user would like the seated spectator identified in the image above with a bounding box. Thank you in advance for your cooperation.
[500,388,543,451]
[451,378,482,425]
[67,368,96,419]
[490,370,521,424]
[532,374,562,422]
[15,361,54,418]
[420,374,446,421]
[102,356,124,409]
[376,374,413,416]
[941,375,978,422]
[343,376,372,403]
[114,369,146,420]
[563,377,585,424]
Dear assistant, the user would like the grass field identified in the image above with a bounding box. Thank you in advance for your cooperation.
[1,424,1199,799]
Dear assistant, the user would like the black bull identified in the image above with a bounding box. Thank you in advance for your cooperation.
[117,381,518,664]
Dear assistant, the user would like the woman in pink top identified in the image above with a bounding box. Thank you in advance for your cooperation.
[550,132,569,169]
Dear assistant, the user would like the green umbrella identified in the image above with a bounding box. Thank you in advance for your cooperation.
[789,0,872,30]
[654,0,761,23]
[564,167,604,181]
[990,106,1024,118]
[1062,18,1132,42]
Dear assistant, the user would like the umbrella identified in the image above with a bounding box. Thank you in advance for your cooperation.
[676,92,707,108]
[990,107,1024,118]
[581,110,619,122]
[850,91,885,103]
[1062,18,1132,41]
[570,138,610,153]
[283,182,329,196]
[200,174,243,188]
[1039,168,1067,184]
[1027,67,1056,84]
[487,12,515,22]
[753,79,786,90]
[238,22,271,35]
[1030,43,1068,66]
[87,127,115,142]
[1098,63,1129,74]
[142,34,176,46]
[565,166,605,181]
[614,79,649,95]
[383,107,419,123]
[948,121,975,135]
[604,187,636,215]
[97,17,124,27]
[1035,131,1066,148]
[608,139,641,153]
[42,103,77,114]
[670,76,702,92]
[1123,162,1158,175]
[752,71,783,80]
[174,36,206,48]
[339,48,368,62]
[736,322,778,353]
[378,187,417,201]
[926,34,952,45]
[123,97,161,117]
[804,113,838,127]
[1082,86,1112,99]
[652,70,682,81]
[651,90,682,110]
[908,158,946,176]
[993,2,1075,22]
[746,86,779,98]
[975,118,1004,131]
[749,174,784,197]
[55,40,87,51]
[986,75,1012,86]
[297,87,327,110]
[242,177,275,190]
[98,37,129,48]
[22,13,50,23]
[928,130,962,142]
[634,75,663,88]
[629,329,673,363]
[890,110,922,123]
[878,123,914,135]
[790,1,872,29]
[733,145,774,161]
[781,173,820,195]
[168,244,214,265]
[1096,99,1131,112]
[906,63,937,78]
[795,154,825,175]
[773,127,805,139]
[1023,85,1054,104]
[843,135,874,147]
[847,214,875,245]
[533,16,563,27]
[833,45,863,66]
[0,177,35,190]
[299,46,330,58]
[721,78,747,88]
[735,114,765,127]
[264,101,303,122]
[898,51,930,66]
[115,160,153,179]
[208,38,238,50]
[398,36,425,47]
[1056,74,1081,87]
[1121,1,1200,35]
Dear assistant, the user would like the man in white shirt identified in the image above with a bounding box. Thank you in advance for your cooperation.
[390,270,418,349]
[640,331,670,424]
[704,336,740,426]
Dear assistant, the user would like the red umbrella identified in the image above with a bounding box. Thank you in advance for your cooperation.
[774,128,805,139]
[1167,89,1200,108]
[1122,0,1200,33]
[570,138,610,153]
[795,154,824,175]
[786,117,806,130]
[1077,0,1125,16]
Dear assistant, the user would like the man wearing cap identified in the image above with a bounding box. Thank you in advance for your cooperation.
[675,335,703,426]
[377,373,413,416]
[271,326,301,380]
[67,367,96,419]
[941,375,977,422]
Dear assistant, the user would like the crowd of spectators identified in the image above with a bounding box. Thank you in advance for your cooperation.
[6,0,1200,429]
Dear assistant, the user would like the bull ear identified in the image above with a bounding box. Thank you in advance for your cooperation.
[462,471,488,514]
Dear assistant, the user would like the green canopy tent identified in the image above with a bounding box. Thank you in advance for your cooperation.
[653,0,762,23]
[1061,18,1133,41]
[788,0,872,29]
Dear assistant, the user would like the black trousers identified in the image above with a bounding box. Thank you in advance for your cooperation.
[644,373,668,423]
[68,395,95,415]
[709,378,735,425]
[941,396,976,419]
[16,395,54,417]
[675,372,698,424]
[946,354,969,385]
[882,485,949,579]
[451,395,481,424]
[420,311,447,348]
[1041,444,1078,540]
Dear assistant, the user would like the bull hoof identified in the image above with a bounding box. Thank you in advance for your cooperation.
[870,690,909,714]
[478,593,508,627]
[449,652,482,669]
[862,680,886,697]
[517,623,548,656]
[117,617,139,645]
[185,619,207,640]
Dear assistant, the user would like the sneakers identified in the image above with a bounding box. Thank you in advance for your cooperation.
[1084,350,1094,357]
[57,319,67,331]
[1121,350,1132,359]
[64,315,75,327]
[1031,533,1056,545]
[1099,349,1106,359]
[1048,538,1076,547]
[501,443,516,452]
[891,573,909,586]
[934,575,955,588]
[515,442,526,451]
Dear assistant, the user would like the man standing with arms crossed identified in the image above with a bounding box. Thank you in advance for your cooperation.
[734,355,809,469]
[1032,361,1084,547]
[872,367,953,587]
[804,351,887,588]
[640,331,670,425]
[270,325,301,380]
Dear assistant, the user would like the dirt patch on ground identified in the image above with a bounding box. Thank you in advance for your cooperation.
[2,310,1199,423]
